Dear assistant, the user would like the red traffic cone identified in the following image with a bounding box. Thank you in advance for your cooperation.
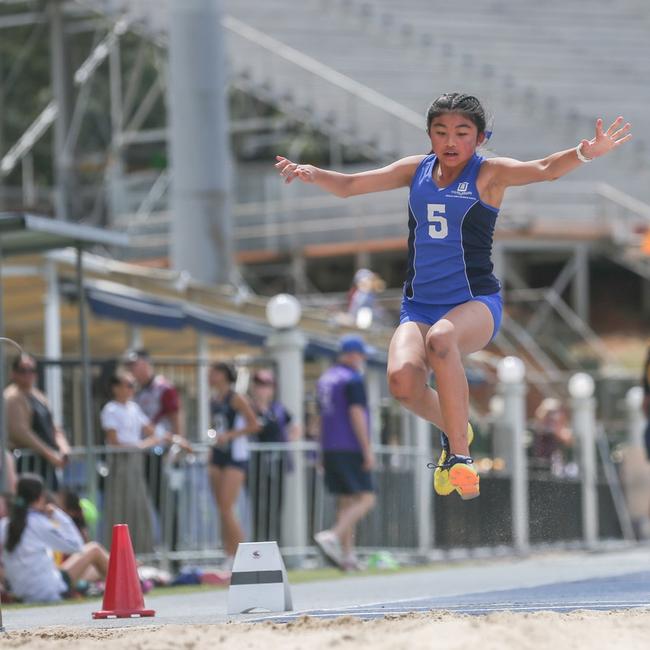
[92,524,155,619]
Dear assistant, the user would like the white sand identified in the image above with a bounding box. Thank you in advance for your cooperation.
[3,610,650,650]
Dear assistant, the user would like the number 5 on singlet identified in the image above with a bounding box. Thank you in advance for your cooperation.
[427,203,448,239]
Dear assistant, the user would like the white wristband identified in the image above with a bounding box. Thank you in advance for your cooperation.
[576,143,593,163]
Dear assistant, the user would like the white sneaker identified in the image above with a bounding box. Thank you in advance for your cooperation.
[342,552,363,572]
[314,530,344,568]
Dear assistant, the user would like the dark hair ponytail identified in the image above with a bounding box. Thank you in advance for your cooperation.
[6,474,44,552]
[426,92,487,135]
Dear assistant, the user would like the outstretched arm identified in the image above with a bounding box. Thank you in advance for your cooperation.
[485,117,632,190]
[274,155,425,198]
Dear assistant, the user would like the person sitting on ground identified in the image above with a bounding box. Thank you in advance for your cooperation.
[60,490,90,543]
[0,473,109,603]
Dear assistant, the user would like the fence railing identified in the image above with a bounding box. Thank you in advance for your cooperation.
[10,438,625,567]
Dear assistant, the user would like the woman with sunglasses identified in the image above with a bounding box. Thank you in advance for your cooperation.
[100,370,175,553]
[4,353,71,493]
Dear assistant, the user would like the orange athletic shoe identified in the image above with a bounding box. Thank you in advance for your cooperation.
[448,455,480,500]
[433,424,474,497]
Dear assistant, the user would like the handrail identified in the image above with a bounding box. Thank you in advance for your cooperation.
[596,183,650,224]
[222,15,424,130]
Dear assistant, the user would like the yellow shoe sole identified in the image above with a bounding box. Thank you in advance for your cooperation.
[433,424,475,497]
[449,463,480,500]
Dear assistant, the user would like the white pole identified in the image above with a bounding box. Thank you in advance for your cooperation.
[569,372,598,549]
[622,385,650,539]
[625,386,645,449]
[491,392,512,475]
[265,322,307,565]
[365,366,382,441]
[497,356,529,554]
[127,325,143,351]
[414,414,433,557]
[167,0,233,285]
[197,334,210,441]
[44,259,63,427]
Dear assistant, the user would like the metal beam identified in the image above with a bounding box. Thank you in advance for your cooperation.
[49,0,73,220]
[123,76,164,134]
[572,244,590,324]
[167,0,233,285]
[121,39,148,124]
[1,17,129,179]
[527,255,579,337]
[0,12,46,29]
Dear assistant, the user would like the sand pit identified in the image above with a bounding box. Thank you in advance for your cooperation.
[2,609,649,650]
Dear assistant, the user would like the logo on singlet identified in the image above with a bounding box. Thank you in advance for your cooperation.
[446,181,474,200]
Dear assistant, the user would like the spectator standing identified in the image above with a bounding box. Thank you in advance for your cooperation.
[124,349,183,437]
[0,474,109,603]
[249,369,300,542]
[100,371,178,554]
[314,335,376,571]
[4,354,70,493]
[124,349,183,543]
[531,398,574,477]
[208,362,260,570]
[348,269,387,329]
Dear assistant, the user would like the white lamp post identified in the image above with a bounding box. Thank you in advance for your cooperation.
[265,294,307,565]
[569,372,598,549]
[625,386,645,449]
[497,356,526,385]
[497,356,529,554]
[266,293,302,330]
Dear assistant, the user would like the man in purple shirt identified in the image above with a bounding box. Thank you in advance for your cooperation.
[314,335,376,570]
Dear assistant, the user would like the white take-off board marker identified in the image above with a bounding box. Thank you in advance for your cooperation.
[227,542,293,614]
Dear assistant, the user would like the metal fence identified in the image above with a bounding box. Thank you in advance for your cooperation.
[11,439,625,567]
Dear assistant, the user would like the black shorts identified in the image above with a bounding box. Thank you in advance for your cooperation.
[210,446,248,473]
[322,451,374,495]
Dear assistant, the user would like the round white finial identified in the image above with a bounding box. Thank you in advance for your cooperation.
[497,356,525,384]
[568,372,595,399]
[266,294,302,329]
[625,385,644,410]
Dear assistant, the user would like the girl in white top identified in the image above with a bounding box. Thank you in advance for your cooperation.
[99,371,191,554]
[100,371,190,450]
[0,473,109,602]
[101,372,163,448]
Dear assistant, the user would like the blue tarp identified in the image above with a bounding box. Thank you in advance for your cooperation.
[84,280,387,365]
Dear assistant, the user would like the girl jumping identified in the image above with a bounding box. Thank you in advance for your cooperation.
[275,93,630,500]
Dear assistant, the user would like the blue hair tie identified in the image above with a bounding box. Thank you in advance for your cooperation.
[484,129,493,141]
[13,496,26,508]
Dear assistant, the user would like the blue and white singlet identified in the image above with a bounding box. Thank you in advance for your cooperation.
[404,152,501,305]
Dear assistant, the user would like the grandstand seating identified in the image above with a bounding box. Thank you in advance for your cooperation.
[86,0,650,273]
